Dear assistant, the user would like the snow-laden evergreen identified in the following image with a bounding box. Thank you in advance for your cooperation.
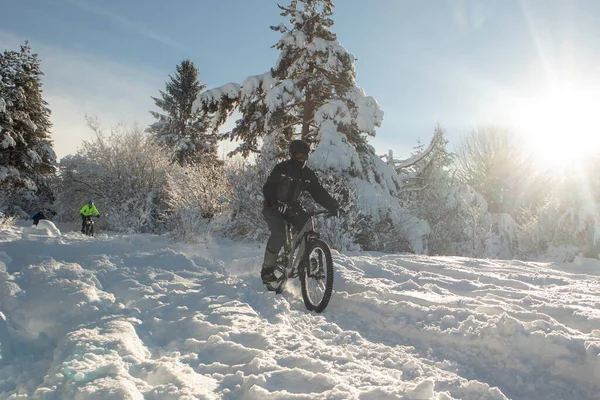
[0,42,56,217]
[148,60,218,167]
[194,0,430,252]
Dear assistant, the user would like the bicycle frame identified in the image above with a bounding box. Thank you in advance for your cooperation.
[281,211,326,278]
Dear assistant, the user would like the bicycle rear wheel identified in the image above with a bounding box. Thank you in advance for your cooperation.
[84,220,94,236]
[299,239,333,313]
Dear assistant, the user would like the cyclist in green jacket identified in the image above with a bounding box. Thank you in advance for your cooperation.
[80,200,100,233]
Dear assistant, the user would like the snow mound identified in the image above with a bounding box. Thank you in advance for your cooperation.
[24,219,61,236]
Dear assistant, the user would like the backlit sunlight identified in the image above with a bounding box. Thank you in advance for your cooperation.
[509,84,599,168]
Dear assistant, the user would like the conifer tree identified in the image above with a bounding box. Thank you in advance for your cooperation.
[195,0,423,251]
[0,42,56,215]
[204,0,389,161]
[149,60,216,166]
[400,125,454,206]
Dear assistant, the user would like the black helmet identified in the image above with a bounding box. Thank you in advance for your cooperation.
[289,139,310,155]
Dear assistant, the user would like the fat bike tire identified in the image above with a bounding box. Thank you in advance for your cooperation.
[85,224,93,236]
[300,239,333,313]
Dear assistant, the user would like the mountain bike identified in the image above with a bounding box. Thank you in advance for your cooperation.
[266,210,334,313]
[83,216,96,236]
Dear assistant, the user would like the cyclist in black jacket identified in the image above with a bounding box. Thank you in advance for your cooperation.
[261,139,342,284]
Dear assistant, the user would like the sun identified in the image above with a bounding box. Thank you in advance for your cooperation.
[508,84,599,168]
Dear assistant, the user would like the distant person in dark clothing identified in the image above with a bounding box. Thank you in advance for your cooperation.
[32,209,56,226]
[32,211,47,226]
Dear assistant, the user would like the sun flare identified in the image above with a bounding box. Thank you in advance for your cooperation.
[509,84,599,168]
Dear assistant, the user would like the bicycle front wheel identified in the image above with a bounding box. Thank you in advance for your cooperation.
[299,239,333,313]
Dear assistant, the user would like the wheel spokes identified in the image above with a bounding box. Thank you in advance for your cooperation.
[306,248,328,304]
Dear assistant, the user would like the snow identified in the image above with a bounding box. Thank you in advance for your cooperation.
[1,132,16,150]
[556,203,600,248]
[353,94,384,135]
[24,219,62,237]
[1,222,599,399]
[310,120,360,173]
[265,79,299,113]
[280,30,307,48]
[0,166,15,181]
[26,149,42,164]
[195,83,241,110]
[239,72,273,103]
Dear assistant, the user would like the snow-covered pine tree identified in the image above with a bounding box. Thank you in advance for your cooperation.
[0,42,56,216]
[395,125,454,206]
[149,60,217,166]
[394,125,459,253]
[381,126,515,257]
[194,0,419,251]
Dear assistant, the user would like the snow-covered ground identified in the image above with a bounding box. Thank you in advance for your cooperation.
[1,220,599,399]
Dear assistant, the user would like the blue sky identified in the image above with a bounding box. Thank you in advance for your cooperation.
[1,0,599,162]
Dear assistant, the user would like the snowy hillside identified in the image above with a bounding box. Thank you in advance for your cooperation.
[0,221,599,399]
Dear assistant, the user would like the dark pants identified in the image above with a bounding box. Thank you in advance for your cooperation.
[81,214,89,232]
[263,207,310,253]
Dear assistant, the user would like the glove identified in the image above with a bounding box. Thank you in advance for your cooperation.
[277,201,288,214]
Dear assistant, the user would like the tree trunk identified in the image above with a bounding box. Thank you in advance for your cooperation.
[301,64,315,141]
[301,89,313,141]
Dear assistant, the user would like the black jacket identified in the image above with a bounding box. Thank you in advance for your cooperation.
[263,159,339,214]
[32,211,46,225]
